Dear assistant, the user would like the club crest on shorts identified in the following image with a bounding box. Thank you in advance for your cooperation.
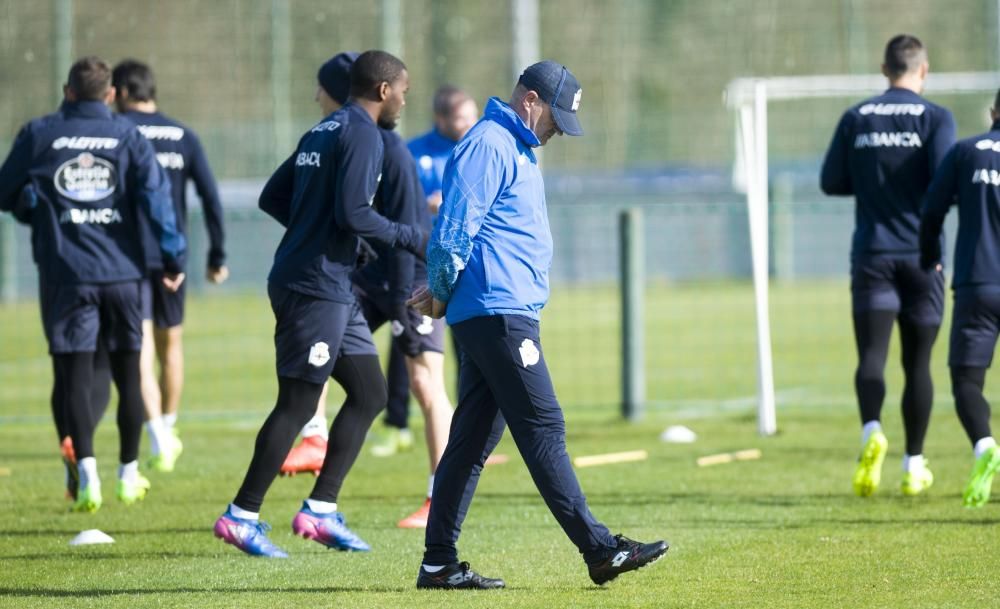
[308,341,330,367]
[417,316,434,335]
[518,338,539,367]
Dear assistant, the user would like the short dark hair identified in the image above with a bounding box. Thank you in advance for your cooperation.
[67,56,112,101]
[112,59,156,102]
[884,34,926,79]
[993,88,1000,111]
[349,50,407,99]
[432,85,472,118]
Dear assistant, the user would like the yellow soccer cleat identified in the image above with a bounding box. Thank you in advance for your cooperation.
[71,484,103,514]
[148,432,183,473]
[901,460,934,496]
[963,446,1000,508]
[853,430,888,497]
[117,473,151,505]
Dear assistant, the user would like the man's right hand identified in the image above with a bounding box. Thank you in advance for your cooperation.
[427,190,443,214]
[162,272,186,293]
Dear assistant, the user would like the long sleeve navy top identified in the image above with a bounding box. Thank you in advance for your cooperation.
[921,121,1000,289]
[821,87,956,257]
[0,100,185,282]
[121,110,226,270]
[260,103,424,303]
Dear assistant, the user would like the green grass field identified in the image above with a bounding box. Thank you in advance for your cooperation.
[1,281,999,608]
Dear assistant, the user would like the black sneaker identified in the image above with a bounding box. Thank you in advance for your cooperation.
[588,534,669,585]
[416,562,506,590]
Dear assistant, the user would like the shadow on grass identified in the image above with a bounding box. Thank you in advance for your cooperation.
[0,585,407,597]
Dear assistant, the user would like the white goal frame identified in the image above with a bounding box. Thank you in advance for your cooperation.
[723,71,1000,436]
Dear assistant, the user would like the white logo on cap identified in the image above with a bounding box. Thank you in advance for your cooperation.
[571,89,582,112]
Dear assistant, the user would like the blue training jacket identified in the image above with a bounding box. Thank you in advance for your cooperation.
[426,97,551,325]
[921,120,1000,289]
[820,87,956,258]
[408,127,460,286]
[0,100,186,282]
[409,127,455,200]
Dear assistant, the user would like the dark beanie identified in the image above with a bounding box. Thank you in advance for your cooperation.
[317,51,359,105]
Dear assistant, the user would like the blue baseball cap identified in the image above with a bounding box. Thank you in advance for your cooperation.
[517,60,583,136]
[317,51,359,105]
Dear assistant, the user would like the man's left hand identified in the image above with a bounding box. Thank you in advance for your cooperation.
[207,265,229,284]
[407,285,446,319]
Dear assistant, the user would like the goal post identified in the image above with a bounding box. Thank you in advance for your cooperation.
[723,71,1000,437]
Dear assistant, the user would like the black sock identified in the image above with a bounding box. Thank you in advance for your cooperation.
[233,376,324,513]
[951,366,992,447]
[853,310,895,424]
[309,355,387,503]
[109,351,143,464]
[58,352,97,460]
[898,321,939,455]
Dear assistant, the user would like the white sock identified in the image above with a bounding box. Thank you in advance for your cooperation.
[426,474,435,499]
[146,417,168,456]
[861,420,882,445]
[229,503,259,520]
[78,457,100,490]
[422,564,445,573]
[118,460,138,484]
[301,414,328,439]
[305,498,337,514]
[163,412,178,429]
[902,454,924,473]
[974,437,997,459]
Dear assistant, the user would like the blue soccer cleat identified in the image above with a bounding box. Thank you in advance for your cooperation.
[213,509,288,558]
[291,503,370,552]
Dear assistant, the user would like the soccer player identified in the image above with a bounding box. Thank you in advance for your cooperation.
[112,59,230,472]
[920,90,1000,507]
[820,34,956,497]
[279,52,455,530]
[212,50,426,558]
[409,60,668,589]
[367,85,479,460]
[0,56,186,513]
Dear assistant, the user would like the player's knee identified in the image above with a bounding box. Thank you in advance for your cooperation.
[360,375,388,416]
[951,367,982,400]
[409,368,439,410]
[855,363,884,384]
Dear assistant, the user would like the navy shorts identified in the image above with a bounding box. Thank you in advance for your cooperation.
[354,286,446,356]
[850,254,944,325]
[142,271,186,328]
[949,286,1000,368]
[41,281,144,354]
[269,283,378,384]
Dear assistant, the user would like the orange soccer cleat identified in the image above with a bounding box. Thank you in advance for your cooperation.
[60,436,78,500]
[397,498,431,529]
[280,435,327,476]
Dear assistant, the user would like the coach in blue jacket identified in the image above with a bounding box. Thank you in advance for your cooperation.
[821,34,956,499]
[920,91,1000,507]
[408,60,668,589]
[0,56,186,513]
